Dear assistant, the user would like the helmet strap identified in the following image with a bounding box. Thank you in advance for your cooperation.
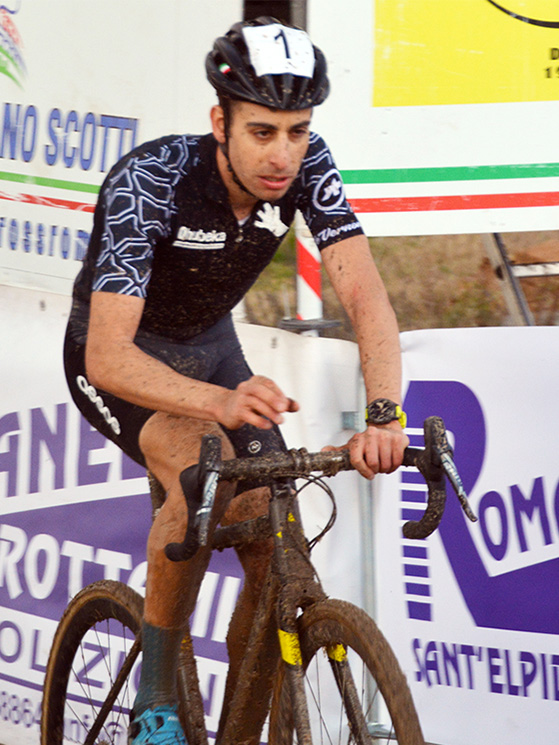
[216,95,258,199]
[218,139,257,199]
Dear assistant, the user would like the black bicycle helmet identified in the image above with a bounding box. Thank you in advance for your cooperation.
[206,16,329,110]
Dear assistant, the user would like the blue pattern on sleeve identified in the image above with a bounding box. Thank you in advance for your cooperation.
[92,137,195,298]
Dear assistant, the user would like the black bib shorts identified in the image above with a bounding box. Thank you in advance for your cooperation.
[64,314,287,472]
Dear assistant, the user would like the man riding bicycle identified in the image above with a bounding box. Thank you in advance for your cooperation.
[63,17,409,745]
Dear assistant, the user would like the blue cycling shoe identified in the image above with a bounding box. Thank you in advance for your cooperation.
[128,705,186,745]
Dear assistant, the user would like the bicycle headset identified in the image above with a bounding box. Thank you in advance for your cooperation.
[206,16,330,196]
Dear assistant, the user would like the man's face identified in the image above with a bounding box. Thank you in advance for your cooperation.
[215,101,312,202]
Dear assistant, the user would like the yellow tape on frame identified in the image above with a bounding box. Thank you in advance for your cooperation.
[373,0,559,106]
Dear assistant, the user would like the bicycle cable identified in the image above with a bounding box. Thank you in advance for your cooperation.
[288,473,338,552]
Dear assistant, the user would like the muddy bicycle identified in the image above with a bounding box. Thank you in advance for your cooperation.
[40,416,475,745]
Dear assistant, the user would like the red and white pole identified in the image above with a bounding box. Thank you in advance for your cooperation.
[295,210,322,321]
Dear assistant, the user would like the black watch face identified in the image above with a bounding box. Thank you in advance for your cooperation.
[368,399,397,424]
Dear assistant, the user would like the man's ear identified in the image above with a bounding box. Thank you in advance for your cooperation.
[210,105,226,145]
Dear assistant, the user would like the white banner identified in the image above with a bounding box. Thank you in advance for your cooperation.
[3,283,559,744]
[374,326,559,745]
[309,0,559,235]
[0,0,241,294]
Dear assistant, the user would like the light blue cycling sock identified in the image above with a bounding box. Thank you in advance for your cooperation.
[133,621,183,715]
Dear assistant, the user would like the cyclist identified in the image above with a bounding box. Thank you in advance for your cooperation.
[63,17,409,745]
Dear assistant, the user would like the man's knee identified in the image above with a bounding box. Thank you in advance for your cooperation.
[139,413,233,480]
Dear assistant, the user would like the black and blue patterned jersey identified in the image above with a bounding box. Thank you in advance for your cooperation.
[70,132,363,341]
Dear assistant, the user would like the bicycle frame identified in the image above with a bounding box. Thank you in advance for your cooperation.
[169,415,476,745]
[177,475,330,745]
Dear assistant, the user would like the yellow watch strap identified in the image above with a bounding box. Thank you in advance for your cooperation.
[395,405,407,429]
[365,401,407,429]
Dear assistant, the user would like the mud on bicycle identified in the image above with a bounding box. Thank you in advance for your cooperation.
[40,416,476,745]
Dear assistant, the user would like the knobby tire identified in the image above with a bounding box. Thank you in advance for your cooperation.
[268,599,424,745]
[40,579,144,745]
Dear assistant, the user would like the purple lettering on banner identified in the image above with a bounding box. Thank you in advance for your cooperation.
[478,491,508,560]
[487,648,503,693]
[78,416,110,486]
[518,651,537,697]
[79,112,96,171]
[459,644,477,690]
[45,107,61,166]
[21,104,37,162]
[552,655,559,701]
[0,410,19,497]
[0,101,20,159]
[0,103,37,162]
[504,648,521,696]
[0,494,152,619]
[60,227,70,259]
[412,638,426,682]
[511,477,552,552]
[29,404,66,493]
[76,229,89,261]
[404,380,559,635]
[424,641,441,686]
[539,653,549,700]
[411,638,559,701]
[442,643,461,686]
[0,620,22,663]
[31,629,47,673]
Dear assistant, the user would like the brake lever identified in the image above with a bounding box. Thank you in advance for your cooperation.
[429,417,477,523]
[197,436,222,546]
[438,449,477,523]
[164,434,223,562]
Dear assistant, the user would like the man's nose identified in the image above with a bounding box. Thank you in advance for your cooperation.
[269,137,291,170]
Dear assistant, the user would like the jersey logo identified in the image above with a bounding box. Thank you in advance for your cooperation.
[173,226,227,250]
[312,168,346,212]
[76,375,121,436]
[254,203,289,237]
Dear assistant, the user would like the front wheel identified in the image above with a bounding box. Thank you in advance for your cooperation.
[41,580,144,745]
[268,599,424,745]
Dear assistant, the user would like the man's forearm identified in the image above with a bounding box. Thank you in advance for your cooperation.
[322,234,403,408]
[86,338,230,421]
[353,299,403,407]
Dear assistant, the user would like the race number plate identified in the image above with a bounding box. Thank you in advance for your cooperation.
[242,23,315,78]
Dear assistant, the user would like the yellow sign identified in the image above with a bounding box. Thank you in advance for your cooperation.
[373,0,559,105]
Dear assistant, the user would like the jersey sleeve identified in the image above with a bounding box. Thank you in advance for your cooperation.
[297,134,365,251]
[91,137,191,298]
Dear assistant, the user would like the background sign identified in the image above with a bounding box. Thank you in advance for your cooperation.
[309,0,559,235]
[373,326,559,745]
[374,0,559,106]
[0,0,241,294]
[2,293,559,745]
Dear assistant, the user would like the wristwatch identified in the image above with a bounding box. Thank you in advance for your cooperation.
[365,398,407,429]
